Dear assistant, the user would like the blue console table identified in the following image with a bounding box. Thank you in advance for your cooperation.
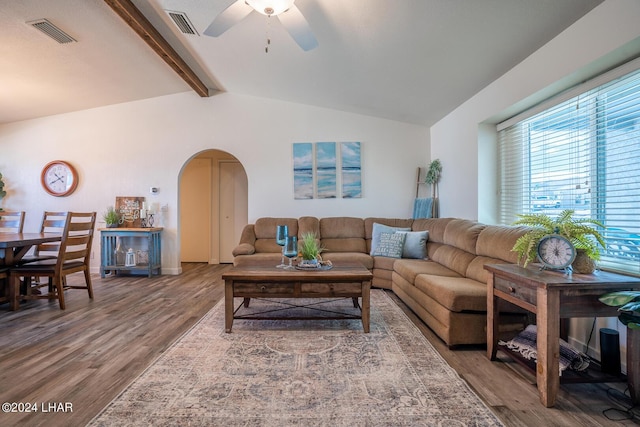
[100,227,162,277]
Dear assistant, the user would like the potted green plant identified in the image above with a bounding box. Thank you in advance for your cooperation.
[0,172,6,213]
[298,232,323,266]
[512,209,606,272]
[103,206,120,228]
[599,291,640,330]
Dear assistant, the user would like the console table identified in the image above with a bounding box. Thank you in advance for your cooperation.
[485,263,640,407]
[100,228,162,277]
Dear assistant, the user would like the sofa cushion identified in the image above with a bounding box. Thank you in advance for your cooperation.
[254,218,299,253]
[396,230,428,259]
[371,232,406,258]
[370,222,411,255]
[393,259,460,284]
[414,274,487,312]
[465,256,510,284]
[443,219,486,254]
[429,245,477,277]
[476,225,530,264]
[320,217,366,253]
[298,216,320,238]
[321,252,374,270]
[411,218,453,244]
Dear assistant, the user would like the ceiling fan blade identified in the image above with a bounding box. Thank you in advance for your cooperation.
[203,0,253,37]
[277,5,318,51]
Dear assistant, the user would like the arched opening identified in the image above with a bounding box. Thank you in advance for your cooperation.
[179,149,248,264]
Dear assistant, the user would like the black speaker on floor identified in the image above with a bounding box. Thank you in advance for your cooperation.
[599,328,621,376]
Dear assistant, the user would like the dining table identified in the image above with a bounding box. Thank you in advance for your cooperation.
[0,232,62,310]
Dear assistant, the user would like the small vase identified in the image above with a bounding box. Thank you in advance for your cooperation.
[572,249,596,274]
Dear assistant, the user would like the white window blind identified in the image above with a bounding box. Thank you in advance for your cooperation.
[498,65,640,275]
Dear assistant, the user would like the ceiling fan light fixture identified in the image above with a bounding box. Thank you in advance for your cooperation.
[246,0,295,16]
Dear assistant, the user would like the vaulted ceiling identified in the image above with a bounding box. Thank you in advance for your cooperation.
[1,0,604,126]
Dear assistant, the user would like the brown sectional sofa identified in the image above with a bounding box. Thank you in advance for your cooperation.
[232,216,528,347]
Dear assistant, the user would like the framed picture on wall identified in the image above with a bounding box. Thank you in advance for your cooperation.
[341,142,362,198]
[293,143,313,199]
[316,142,337,199]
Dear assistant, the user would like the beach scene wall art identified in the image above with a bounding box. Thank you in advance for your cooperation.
[293,142,313,199]
[316,142,337,198]
[341,142,362,198]
[293,141,362,199]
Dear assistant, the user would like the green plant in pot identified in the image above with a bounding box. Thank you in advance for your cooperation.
[103,206,120,228]
[599,291,640,330]
[298,232,323,266]
[0,172,6,213]
[512,209,606,273]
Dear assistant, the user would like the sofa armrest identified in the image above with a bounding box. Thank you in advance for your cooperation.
[232,243,256,256]
[232,224,257,256]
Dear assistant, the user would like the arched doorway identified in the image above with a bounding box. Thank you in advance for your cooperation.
[179,150,248,264]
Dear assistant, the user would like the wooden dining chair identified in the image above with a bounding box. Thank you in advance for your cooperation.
[9,212,97,310]
[0,211,25,233]
[0,268,8,305]
[26,211,68,262]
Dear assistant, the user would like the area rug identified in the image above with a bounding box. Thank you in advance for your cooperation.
[88,290,503,426]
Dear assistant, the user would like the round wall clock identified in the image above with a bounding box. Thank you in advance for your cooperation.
[537,234,576,270]
[41,160,78,197]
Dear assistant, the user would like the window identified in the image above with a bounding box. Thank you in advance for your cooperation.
[498,63,640,275]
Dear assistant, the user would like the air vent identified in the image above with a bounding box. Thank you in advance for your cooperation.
[27,19,76,44]
[166,10,199,36]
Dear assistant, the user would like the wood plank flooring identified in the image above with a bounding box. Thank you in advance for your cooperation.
[0,263,638,426]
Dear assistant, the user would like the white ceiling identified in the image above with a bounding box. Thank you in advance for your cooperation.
[1,0,604,126]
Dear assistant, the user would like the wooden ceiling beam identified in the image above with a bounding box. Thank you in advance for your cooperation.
[104,0,210,97]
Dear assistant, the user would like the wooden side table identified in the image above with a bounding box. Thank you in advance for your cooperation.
[485,263,640,407]
[100,228,162,277]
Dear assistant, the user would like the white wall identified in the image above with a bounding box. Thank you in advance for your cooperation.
[0,92,429,274]
[429,0,640,369]
[431,0,640,222]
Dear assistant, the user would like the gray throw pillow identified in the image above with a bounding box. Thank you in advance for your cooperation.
[371,232,406,258]
[370,222,411,255]
[396,230,429,259]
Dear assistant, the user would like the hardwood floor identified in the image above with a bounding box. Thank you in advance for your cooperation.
[0,263,638,426]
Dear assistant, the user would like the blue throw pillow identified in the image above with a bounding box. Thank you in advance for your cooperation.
[396,230,429,259]
[371,232,406,258]
[370,222,411,255]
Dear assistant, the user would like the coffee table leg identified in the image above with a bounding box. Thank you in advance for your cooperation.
[225,280,234,333]
[361,281,371,333]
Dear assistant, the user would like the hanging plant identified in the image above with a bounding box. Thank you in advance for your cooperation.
[424,159,442,185]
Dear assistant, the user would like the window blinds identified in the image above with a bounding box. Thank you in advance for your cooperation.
[497,64,640,275]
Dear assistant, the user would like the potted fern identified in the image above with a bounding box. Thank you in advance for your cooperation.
[512,209,606,273]
[599,291,640,330]
[298,232,323,267]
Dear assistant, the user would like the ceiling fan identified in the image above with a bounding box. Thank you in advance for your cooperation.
[203,0,318,51]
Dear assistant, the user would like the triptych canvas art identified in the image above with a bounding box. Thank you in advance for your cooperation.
[293,142,362,199]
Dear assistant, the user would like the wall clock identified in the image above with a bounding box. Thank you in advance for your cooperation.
[41,160,78,197]
[536,234,576,271]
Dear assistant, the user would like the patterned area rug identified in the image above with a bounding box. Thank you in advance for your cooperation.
[88,290,503,426]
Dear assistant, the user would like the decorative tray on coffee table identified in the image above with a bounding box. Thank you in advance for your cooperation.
[295,261,333,271]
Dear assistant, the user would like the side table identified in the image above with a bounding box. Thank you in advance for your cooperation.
[485,263,640,407]
[100,227,162,277]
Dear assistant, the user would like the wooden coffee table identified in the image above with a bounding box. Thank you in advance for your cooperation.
[222,263,372,333]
